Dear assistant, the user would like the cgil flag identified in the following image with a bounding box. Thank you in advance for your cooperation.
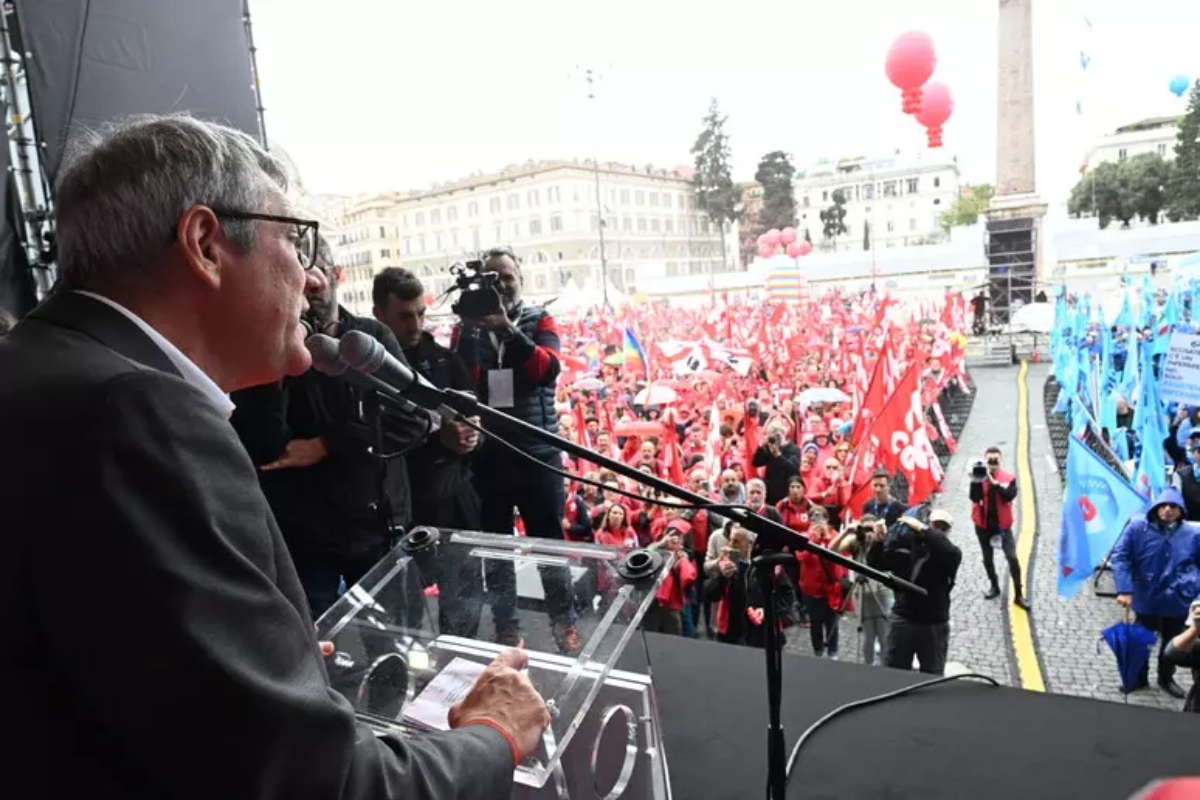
[1058,436,1147,598]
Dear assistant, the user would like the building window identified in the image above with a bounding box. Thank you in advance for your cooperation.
[909,218,917,231]
[547,186,561,203]
[550,215,563,232]
[415,212,425,226]
[447,206,458,222]
[649,192,659,207]
[403,236,412,255]
[623,217,632,232]
[637,217,647,232]
[535,273,547,290]
[933,177,941,188]
[665,218,674,234]
[822,191,828,202]
[467,201,478,217]
[494,224,503,243]
[886,221,894,233]
[635,190,645,205]
[620,189,631,204]
[802,196,811,208]
[1118,148,1128,161]
[471,228,481,251]
[1157,143,1167,157]
[507,193,520,211]
[529,218,543,235]
[381,248,391,258]
[489,197,501,214]
[418,234,426,253]
[528,189,540,207]
[451,231,459,248]
[882,182,897,198]
[511,221,520,238]
[430,210,441,226]
[650,218,661,233]
[906,178,919,194]
[435,234,442,251]
[590,215,600,232]
[861,184,875,200]
[606,215,617,230]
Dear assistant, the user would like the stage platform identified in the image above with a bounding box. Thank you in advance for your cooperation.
[630,633,1195,800]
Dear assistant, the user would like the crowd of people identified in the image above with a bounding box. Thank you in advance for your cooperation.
[1052,280,1200,712]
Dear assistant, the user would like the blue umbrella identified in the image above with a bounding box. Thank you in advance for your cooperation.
[1099,618,1158,694]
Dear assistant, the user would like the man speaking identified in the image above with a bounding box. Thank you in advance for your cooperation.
[0,115,547,799]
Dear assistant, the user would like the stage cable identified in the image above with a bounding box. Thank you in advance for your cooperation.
[780,672,1001,795]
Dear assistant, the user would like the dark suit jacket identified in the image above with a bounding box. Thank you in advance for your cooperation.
[0,291,514,800]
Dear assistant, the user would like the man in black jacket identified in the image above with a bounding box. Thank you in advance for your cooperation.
[883,509,962,675]
[752,422,802,505]
[232,240,429,619]
[374,267,485,637]
[0,114,546,800]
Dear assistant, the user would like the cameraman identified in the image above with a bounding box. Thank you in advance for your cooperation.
[969,446,1030,610]
[453,247,579,653]
[832,515,892,666]
[752,421,800,505]
[883,509,961,675]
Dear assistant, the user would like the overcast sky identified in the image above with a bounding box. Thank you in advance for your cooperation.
[249,0,1200,203]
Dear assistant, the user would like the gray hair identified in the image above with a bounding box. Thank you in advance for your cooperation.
[746,478,766,492]
[54,114,289,288]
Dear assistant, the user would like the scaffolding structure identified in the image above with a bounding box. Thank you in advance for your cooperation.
[0,2,54,299]
[983,215,1038,325]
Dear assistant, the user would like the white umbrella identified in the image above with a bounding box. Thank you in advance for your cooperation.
[1008,302,1055,334]
[634,385,678,406]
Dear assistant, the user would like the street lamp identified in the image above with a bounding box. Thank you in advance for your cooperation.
[580,67,611,308]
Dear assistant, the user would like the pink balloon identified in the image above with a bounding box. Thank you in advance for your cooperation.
[757,233,769,246]
[764,228,782,246]
[797,240,813,256]
[780,227,797,245]
[886,31,937,114]
[757,244,775,259]
[786,242,803,258]
[915,82,953,128]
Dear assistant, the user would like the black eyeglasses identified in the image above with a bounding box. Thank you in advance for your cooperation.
[212,209,320,269]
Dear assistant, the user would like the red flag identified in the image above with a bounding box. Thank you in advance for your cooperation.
[852,337,891,447]
[872,363,943,506]
[743,402,760,480]
[661,415,686,487]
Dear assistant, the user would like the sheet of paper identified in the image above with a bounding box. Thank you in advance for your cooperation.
[402,657,487,731]
[487,368,515,408]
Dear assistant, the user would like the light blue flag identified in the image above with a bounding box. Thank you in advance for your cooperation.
[1058,437,1148,598]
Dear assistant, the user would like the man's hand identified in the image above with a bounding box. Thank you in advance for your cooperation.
[719,556,736,577]
[746,607,765,626]
[447,649,551,762]
[260,437,328,471]
[1116,593,1133,609]
[468,313,512,332]
[319,641,334,656]
[439,418,480,454]
[768,442,781,457]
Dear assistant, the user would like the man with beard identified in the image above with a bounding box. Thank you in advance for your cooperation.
[374,267,485,637]
[453,246,577,653]
[232,237,429,618]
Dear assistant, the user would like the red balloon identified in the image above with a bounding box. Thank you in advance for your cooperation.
[885,31,937,114]
[764,228,782,246]
[780,226,797,245]
[785,242,802,258]
[915,82,953,147]
[797,240,813,256]
[757,244,775,259]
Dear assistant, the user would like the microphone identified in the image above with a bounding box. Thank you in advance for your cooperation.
[338,330,446,409]
[306,333,441,425]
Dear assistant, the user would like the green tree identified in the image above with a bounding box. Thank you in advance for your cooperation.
[753,150,797,231]
[1166,79,1200,220]
[691,99,738,270]
[939,184,994,231]
[1068,154,1171,228]
[820,189,848,243]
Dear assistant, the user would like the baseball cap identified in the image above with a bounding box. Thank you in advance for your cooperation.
[929,509,954,526]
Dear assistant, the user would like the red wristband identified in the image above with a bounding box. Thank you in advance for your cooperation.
[466,718,521,768]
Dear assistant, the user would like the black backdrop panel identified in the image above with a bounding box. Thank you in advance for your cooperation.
[18,0,261,183]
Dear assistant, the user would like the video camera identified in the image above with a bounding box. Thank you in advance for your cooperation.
[448,260,504,318]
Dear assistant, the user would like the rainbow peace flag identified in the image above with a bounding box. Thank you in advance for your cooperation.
[622,327,649,376]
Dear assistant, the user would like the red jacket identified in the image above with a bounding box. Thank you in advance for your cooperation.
[655,553,697,611]
[776,499,810,535]
[970,469,1016,530]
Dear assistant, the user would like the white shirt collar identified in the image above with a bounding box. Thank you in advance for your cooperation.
[74,290,236,418]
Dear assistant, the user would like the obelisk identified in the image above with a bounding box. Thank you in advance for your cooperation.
[985,0,1047,321]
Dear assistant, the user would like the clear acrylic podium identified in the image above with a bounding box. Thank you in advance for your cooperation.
[315,527,673,799]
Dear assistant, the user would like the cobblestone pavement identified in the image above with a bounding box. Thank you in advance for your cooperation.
[1027,362,1192,711]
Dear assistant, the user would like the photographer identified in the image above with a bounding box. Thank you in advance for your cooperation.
[232,239,429,618]
[968,446,1030,610]
[1163,599,1200,712]
[453,247,579,653]
[832,514,892,666]
[752,421,801,505]
[642,525,698,636]
[883,509,962,675]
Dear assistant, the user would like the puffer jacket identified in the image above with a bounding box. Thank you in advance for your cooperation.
[1111,486,1200,618]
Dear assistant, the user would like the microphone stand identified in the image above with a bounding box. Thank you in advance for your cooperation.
[388,382,925,800]
[362,392,396,548]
